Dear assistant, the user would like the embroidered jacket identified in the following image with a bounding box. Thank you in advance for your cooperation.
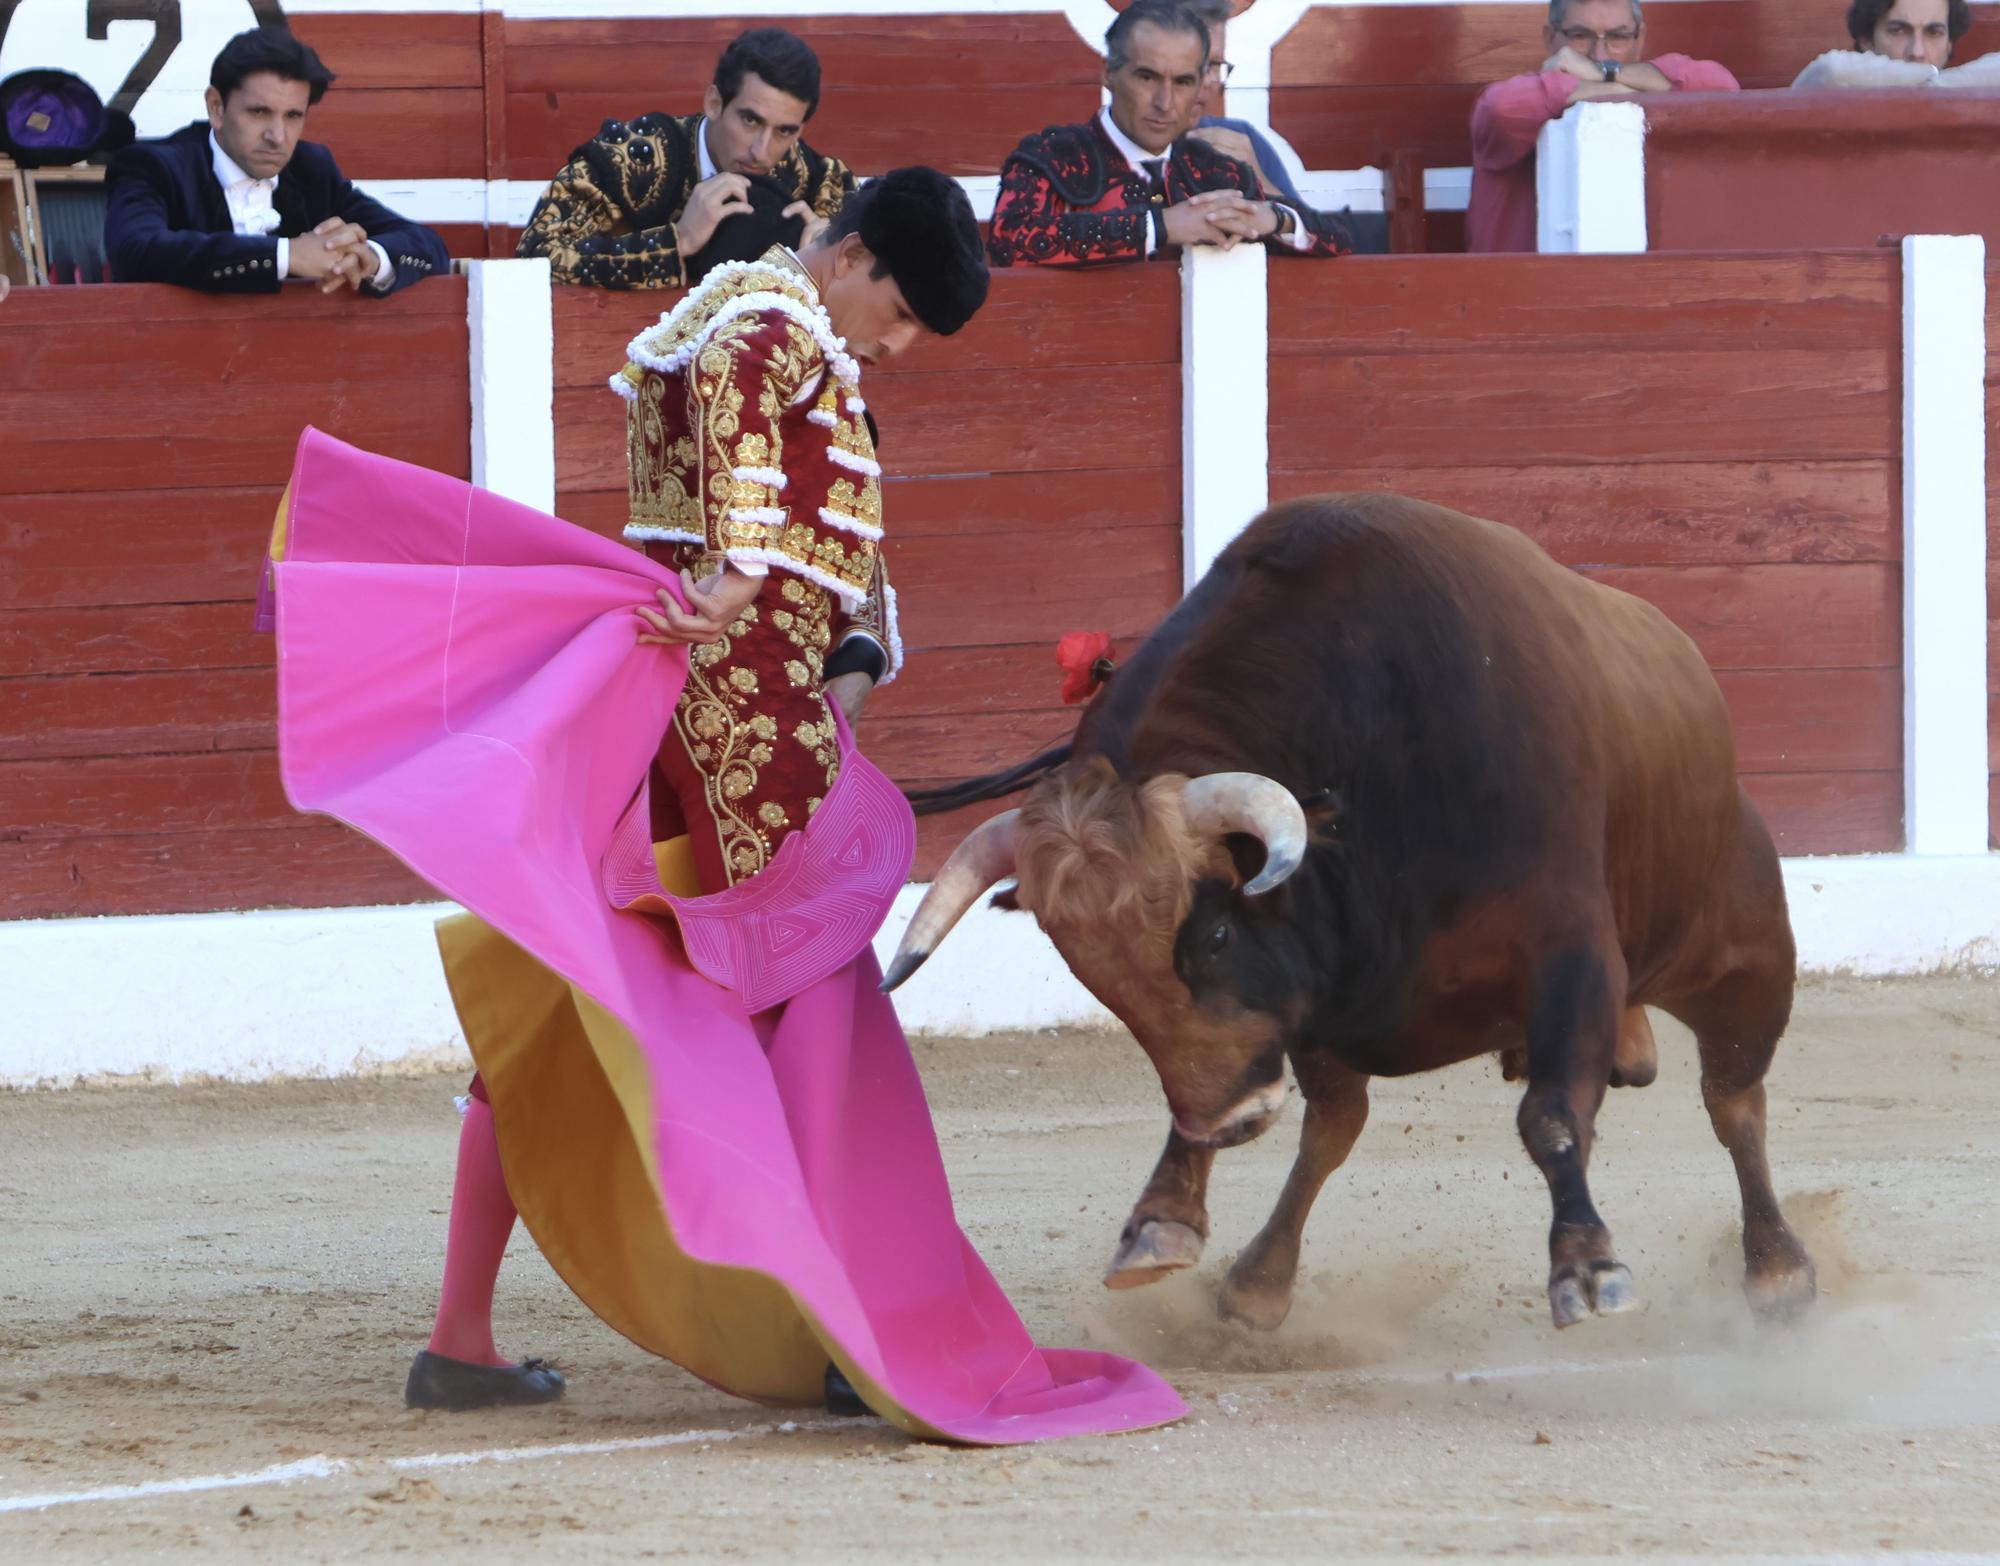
[613,247,900,680]
[988,118,1350,266]
[517,113,854,290]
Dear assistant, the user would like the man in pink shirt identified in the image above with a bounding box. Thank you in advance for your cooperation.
[1467,0,1739,252]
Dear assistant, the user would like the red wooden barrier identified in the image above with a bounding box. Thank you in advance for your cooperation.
[552,265,1186,878]
[1268,250,1905,854]
[1645,92,2000,254]
[0,282,470,918]
[1270,1,2000,252]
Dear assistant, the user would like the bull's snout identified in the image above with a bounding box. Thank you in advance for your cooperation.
[1171,1077,1288,1149]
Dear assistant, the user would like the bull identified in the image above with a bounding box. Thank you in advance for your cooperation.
[884,494,1816,1333]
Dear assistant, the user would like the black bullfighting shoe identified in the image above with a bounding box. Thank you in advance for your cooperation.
[404,1350,566,1411]
[823,1361,870,1417]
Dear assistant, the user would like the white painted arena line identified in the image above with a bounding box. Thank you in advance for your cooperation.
[0,1419,849,1516]
[0,1456,350,1516]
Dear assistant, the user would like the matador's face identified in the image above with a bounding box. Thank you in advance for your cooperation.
[820,236,928,367]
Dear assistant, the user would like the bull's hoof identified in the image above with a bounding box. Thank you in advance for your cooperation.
[1746,1260,1817,1327]
[1103,1219,1205,1291]
[1549,1261,1639,1329]
[1217,1272,1294,1332]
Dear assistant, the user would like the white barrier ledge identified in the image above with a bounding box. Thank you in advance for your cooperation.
[11,855,2000,1087]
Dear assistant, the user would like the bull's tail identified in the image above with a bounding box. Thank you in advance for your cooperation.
[901,743,1072,817]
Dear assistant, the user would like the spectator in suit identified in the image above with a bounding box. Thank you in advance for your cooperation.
[103,27,448,295]
[988,0,1348,266]
[516,28,854,289]
[1468,0,1739,253]
[1793,1,2000,88]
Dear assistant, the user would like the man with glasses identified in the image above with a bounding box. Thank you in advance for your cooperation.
[989,0,1347,266]
[1467,0,1738,253]
[1178,0,1310,207]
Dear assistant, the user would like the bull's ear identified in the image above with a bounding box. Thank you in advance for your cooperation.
[989,885,1022,913]
[1299,787,1341,839]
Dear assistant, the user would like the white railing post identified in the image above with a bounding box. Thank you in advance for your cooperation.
[1180,242,1269,592]
[1536,99,1647,254]
[467,257,556,512]
[1901,234,1990,855]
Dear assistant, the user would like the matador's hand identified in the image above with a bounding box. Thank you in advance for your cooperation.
[636,567,763,646]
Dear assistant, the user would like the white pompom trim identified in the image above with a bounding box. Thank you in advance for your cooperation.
[818,506,884,543]
[622,265,861,390]
[623,525,704,546]
[726,505,788,527]
[826,445,882,479]
[722,547,868,609]
[609,371,638,402]
[731,465,789,491]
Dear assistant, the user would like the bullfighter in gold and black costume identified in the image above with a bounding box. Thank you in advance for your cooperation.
[516,27,853,290]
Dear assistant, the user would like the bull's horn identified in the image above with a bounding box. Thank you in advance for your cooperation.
[879,809,1021,993]
[1181,773,1308,896]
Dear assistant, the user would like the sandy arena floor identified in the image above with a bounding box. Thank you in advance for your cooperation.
[1,976,1996,1563]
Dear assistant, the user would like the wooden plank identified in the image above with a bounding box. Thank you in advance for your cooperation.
[1585,563,1899,672]
[298,88,486,181]
[1269,252,1900,355]
[0,277,467,329]
[1,486,282,610]
[0,668,273,763]
[1271,84,1482,173]
[2,312,471,390]
[0,824,429,921]
[0,603,266,679]
[551,266,1181,389]
[1269,349,1895,468]
[286,13,486,88]
[504,15,1100,94]
[1715,669,1899,774]
[1271,3,2000,92]
[0,751,291,839]
[1741,770,1903,856]
[554,364,1178,491]
[1267,462,1898,567]
[891,525,1180,650]
[5,391,468,497]
[430,222,490,259]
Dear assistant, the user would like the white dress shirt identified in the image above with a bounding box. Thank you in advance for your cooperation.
[1096,106,1309,253]
[210,132,393,289]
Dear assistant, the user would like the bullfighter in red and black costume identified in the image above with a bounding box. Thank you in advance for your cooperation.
[989,112,1349,267]
[988,0,1348,267]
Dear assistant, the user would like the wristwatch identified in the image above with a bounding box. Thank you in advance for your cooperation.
[1599,59,1620,81]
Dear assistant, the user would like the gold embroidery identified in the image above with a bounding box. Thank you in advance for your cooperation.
[667,564,842,885]
[784,660,809,687]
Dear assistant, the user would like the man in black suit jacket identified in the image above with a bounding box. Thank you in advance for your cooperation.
[103,27,447,295]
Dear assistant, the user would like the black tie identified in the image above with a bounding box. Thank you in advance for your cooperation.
[1141,157,1167,206]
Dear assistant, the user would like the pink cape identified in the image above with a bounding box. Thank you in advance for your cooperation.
[271,429,1186,1444]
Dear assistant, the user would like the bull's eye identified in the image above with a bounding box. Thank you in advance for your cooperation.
[1207,921,1230,955]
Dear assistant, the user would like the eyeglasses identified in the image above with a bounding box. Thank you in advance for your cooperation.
[1204,59,1235,83]
[1557,26,1641,49]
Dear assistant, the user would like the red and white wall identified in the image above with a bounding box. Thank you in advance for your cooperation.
[3,1,1996,1083]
